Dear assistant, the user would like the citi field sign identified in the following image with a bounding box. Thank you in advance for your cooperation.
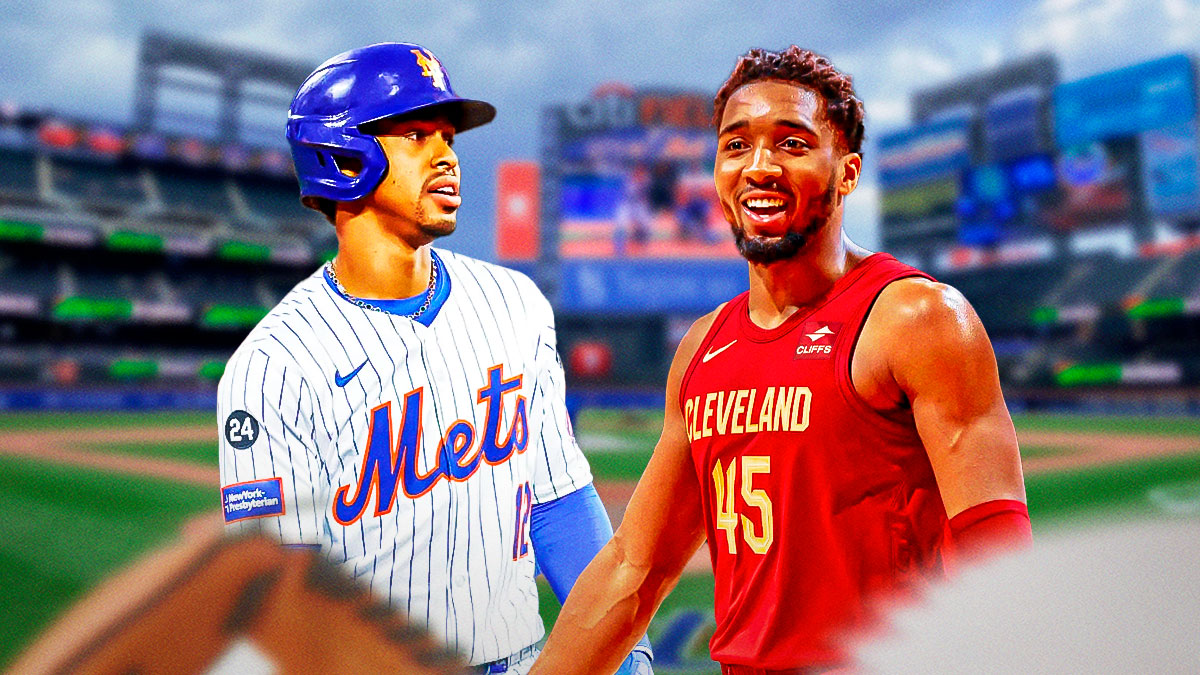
[560,83,712,135]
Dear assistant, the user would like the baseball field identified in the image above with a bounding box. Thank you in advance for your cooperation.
[1,408,1198,672]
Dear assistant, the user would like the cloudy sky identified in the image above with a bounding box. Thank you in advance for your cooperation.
[2,0,1198,259]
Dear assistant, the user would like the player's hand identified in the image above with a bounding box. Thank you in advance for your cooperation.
[615,649,653,675]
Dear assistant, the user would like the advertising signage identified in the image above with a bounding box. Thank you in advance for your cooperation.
[1054,53,1197,146]
[556,89,712,140]
[556,259,745,313]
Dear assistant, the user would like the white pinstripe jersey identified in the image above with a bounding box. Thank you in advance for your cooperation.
[217,249,592,665]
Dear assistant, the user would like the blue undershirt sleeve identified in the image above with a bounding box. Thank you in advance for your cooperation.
[529,482,612,604]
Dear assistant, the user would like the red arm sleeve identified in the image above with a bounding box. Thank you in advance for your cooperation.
[948,499,1032,565]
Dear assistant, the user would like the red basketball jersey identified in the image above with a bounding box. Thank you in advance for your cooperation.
[679,253,951,669]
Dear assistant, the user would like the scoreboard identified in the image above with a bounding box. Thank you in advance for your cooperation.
[537,85,745,314]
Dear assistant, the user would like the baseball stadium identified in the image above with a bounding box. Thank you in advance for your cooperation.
[3,14,1200,674]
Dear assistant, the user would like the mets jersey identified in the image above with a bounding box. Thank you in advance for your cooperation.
[217,248,592,665]
[679,253,951,669]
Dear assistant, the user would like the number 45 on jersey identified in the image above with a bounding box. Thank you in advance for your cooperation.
[713,456,774,555]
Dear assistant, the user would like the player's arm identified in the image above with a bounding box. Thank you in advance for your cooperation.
[529,486,653,673]
[523,286,652,672]
[872,279,1031,560]
[530,310,716,675]
[217,344,323,547]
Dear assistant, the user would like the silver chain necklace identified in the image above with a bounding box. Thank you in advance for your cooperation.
[326,255,439,320]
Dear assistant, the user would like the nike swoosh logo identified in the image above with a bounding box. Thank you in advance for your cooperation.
[334,360,368,387]
[701,339,737,363]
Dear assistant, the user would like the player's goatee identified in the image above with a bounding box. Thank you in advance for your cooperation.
[732,179,836,264]
[420,219,457,238]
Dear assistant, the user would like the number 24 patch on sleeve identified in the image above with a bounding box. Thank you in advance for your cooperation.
[225,410,261,449]
[222,477,285,523]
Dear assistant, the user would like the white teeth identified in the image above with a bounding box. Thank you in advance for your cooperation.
[745,198,785,209]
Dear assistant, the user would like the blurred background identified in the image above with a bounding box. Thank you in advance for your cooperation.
[1,0,1199,671]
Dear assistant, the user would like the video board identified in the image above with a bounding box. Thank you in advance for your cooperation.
[1051,54,1200,225]
[1044,139,1138,230]
[957,154,1057,245]
[877,114,972,246]
[541,86,747,313]
[1140,122,1200,218]
[548,88,738,259]
[1054,54,1196,148]
[983,86,1052,162]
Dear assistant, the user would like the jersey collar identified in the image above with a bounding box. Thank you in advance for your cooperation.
[322,249,452,327]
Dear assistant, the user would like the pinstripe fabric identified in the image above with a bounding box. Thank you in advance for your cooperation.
[217,249,592,664]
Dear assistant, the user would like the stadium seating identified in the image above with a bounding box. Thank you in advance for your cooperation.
[49,157,148,215]
[940,259,1063,334]
[0,147,38,201]
[151,167,237,225]
[236,176,325,236]
[1147,247,1200,299]
[1,91,1199,394]
[0,115,330,386]
[0,254,57,298]
[1055,254,1163,307]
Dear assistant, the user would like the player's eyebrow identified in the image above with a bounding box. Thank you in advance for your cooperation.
[718,119,749,136]
[775,119,817,135]
[718,118,817,136]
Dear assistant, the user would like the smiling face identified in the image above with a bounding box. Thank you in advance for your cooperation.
[364,113,461,243]
[715,80,859,264]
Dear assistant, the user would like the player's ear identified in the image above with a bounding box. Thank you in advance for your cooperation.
[837,152,861,200]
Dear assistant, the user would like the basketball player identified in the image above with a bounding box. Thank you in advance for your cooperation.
[217,43,651,675]
[531,46,1031,674]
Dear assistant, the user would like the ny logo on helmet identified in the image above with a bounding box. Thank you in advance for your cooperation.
[411,48,447,91]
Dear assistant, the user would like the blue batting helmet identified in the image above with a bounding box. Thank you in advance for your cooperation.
[286,42,495,203]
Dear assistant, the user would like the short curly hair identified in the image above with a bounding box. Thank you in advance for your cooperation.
[713,46,864,155]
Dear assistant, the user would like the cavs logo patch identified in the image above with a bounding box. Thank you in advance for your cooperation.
[795,321,842,360]
[411,48,447,91]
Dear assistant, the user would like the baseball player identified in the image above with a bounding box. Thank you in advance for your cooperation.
[532,46,1032,674]
[217,43,651,675]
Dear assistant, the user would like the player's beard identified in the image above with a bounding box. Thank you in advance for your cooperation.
[415,176,458,239]
[732,175,837,265]
[417,211,457,239]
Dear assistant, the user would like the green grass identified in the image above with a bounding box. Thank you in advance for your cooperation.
[1012,412,1200,436]
[577,408,664,437]
[1017,444,1081,460]
[3,407,1198,673]
[1026,451,1200,522]
[82,440,218,466]
[0,411,214,431]
[579,412,1200,483]
[586,447,655,481]
[0,454,215,669]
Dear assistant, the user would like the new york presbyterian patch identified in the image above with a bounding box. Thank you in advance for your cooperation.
[222,477,285,523]
[795,321,842,360]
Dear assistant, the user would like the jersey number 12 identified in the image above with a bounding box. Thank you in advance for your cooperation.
[513,481,532,560]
